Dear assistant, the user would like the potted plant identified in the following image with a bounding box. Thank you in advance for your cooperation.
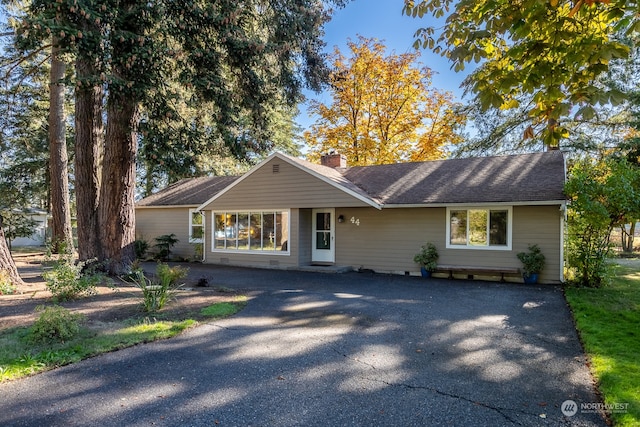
[413,242,439,278]
[517,244,545,284]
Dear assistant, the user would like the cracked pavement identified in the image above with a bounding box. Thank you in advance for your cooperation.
[0,265,606,426]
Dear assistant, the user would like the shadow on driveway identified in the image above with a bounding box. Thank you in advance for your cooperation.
[0,265,606,426]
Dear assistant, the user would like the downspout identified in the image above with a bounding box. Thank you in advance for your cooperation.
[202,211,206,263]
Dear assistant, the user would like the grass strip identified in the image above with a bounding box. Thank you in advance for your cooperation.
[565,262,640,426]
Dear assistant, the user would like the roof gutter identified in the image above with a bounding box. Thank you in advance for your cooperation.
[136,204,199,209]
[380,200,567,209]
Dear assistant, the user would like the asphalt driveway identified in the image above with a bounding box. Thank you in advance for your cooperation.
[0,266,606,426]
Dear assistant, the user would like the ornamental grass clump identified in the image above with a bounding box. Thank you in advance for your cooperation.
[127,263,188,312]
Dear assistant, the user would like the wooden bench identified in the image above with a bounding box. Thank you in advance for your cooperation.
[435,264,521,282]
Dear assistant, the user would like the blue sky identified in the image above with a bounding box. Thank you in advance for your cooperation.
[297,0,469,130]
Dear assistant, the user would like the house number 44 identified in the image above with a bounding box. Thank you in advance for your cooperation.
[350,217,360,226]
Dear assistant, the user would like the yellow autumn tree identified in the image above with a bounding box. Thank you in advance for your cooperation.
[304,37,465,166]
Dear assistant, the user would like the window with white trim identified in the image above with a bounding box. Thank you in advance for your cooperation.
[212,210,290,253]
[446,207,512,250]
[189,209,204,243]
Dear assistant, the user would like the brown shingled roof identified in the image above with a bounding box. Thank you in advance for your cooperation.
[342,151,566,205]
[138,151,565,208]
[136,176,239,207]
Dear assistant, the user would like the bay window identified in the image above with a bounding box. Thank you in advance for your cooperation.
[212,210,289,253]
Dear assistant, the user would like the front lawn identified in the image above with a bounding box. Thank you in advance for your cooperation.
[0,299,246,382]
[565,260,640,426]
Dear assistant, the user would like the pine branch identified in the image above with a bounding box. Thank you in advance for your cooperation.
[2,44,52,81]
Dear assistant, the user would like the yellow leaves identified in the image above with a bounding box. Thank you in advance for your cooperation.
[500,98,520,110]
[568,0,611,17]
[305,37,465,166]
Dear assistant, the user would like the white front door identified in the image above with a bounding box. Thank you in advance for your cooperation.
[312,208,335,264]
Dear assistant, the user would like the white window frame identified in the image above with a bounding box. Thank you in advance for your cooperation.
[446,206,513,251]
[189,209,205,243]
[210,209,291,255]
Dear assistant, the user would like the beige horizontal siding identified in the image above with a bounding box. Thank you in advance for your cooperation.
[511,205,563,284]
[202,157,372,210]
[334,205,563,284]
[135,207,201,260]
[335,208,444,274]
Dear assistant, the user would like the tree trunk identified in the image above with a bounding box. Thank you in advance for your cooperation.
[98,91,138,274]
[74,55,104,261]
[48,43,74,254]
[621,222,636,253]
[0,215,25,287]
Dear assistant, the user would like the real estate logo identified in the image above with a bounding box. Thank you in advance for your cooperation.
[561,399,629,417]
[561,400,578,417]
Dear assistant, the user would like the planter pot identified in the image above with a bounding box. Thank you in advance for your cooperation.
[523,273,539,284]
[420,267,432,278]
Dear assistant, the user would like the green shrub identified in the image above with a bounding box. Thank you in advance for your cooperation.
[192,243,203,262]
[43,254,104,301]
[516,244,546,276]
[29,305,85,343]
[126,263,188,312]
[153,234,179,261]
[413,242,439,272]
[134,239,149,260]
[0,269,16,295]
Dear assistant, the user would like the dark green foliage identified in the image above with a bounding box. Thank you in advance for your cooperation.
[517,244,546,276]
[9,0,345,270]
[15,0,343,178]
[29,306,84,343]
[413,242,439,272]
[153,234,178,261]
[0,211,37,251]
[0,42,52,216]
[565,157,640,286]
[134,239,149,260]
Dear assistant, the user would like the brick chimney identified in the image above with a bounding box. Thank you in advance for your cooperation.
[320,152,347,168]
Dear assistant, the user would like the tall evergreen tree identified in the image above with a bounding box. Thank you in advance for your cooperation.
[0,31,50,285]
[17,0,346,273]
[48,42,73,253]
